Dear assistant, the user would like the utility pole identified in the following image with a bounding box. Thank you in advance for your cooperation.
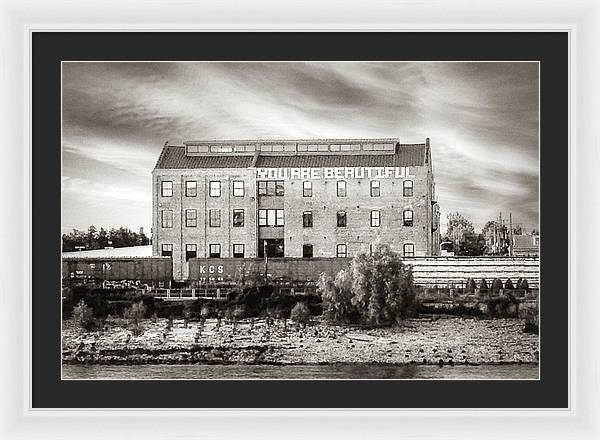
[499,212,504,254]
[509,212,513,257]
[263,240,268,283]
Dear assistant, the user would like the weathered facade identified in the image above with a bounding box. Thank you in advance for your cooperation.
[152,138,441,280]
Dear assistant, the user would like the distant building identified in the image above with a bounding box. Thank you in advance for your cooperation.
[512,234,540,257]
[152,138,441,280]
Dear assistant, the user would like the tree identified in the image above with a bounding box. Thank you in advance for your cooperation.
[446,212,475,251]
[465,278,477,293]
[458,232,486,256]
[491,278,503,293]
[138,227,150,245]
[72,299,96,331]
[87,225,98,249]
[62,225,150,251]
[319,244,416,326]
[479,278,489,291]
[123,301,147,335]
[318,270,355,324]
[482,220,510,255]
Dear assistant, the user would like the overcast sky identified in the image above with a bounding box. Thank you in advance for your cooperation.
[62,61,539,235]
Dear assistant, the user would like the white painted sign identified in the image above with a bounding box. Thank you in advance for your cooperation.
[256,166,413,180]
[197,265,225,274]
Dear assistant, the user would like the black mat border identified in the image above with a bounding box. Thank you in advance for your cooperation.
[33,32,568,408]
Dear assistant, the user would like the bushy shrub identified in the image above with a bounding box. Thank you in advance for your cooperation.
[290,302,311,325]
[465,278,477,293]
[200,304,213,319]
[478,278,489,291]
[72,299,97,331]
[319,244,416,326]
[504,278,514,290]
[487,296,518,318]
[491,278,503,293]
[123,301,146,335]
[233,304,246,320]
[523,315,539,334]
[517,278,530,292]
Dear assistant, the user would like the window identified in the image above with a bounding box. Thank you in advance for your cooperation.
[209,209,221,227]
[370,180,381,197]
[185,244,197,261]
[209,181,221,197]
[209,244,221,258]
[258,209,267,226]
[403,243,415,257]
[233,244,245,258]
[161,181,173,197]
[258,209,285,226]
[258,239,285,258]
[276,209,285,226]
[303,181,312,197]
[337,211,347,227]
[233,181,244,197]
[303,211,313,228]
[161,210,173,228]
[403,180,414,197]
[268,209,276,226]
[232,209,244,227]
[302,244,313,258]
[257,180,284,196]
[370,210,380,227]
[403,209,414,226]
[275,180,284,196]
[185,209,197,227]
[161,244,173,257]
[185,180,197,197]
[337,181,347,197]
[336,244,347,258]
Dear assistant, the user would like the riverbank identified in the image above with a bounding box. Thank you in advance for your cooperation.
[62,315,539,367]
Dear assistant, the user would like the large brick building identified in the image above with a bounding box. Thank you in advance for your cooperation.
[152,138,441,279]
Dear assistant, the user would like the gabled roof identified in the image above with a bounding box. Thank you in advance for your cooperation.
[154,141,428,170]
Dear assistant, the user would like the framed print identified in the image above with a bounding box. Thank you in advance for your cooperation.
[1,0,599,439]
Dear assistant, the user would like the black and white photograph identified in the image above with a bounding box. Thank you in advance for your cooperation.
[61,61,540,380]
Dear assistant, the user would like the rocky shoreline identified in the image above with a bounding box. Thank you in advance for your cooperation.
[62,315,539,366]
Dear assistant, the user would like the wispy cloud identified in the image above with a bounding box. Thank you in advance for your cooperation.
[62,61,539,233]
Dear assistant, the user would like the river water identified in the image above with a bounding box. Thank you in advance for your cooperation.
[62,363,538,380]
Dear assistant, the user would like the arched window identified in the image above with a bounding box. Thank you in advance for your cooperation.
[403,180,413,197]
[403,209,413,226]
[403,243,415,257]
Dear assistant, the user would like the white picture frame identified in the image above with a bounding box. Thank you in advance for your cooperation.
[1,0,598,438]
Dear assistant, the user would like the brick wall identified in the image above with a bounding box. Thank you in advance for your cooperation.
[153,164,440,280]
[152,168,258,280]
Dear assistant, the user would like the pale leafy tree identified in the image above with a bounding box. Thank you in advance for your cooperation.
[72,299,96,331]
[318,269,354,324]
[319,244,416,326]
[446,212,475,250]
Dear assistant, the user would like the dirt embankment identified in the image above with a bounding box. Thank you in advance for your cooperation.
[62,316,539,366]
